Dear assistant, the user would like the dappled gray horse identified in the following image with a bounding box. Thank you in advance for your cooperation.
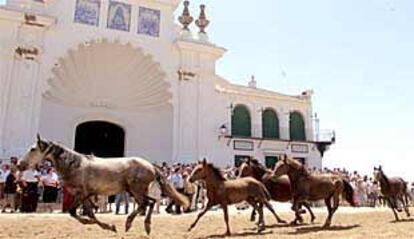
[17,135,189,235]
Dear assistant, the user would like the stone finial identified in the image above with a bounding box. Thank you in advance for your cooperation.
[178,0,193,31]
[195,4,210,34]
[248,75,257,88]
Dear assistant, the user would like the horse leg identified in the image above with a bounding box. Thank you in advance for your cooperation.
[125,191,147,232]
[323,197,333,228]
[290,198,303,225]
[222,204,231,236]
[262,200,286,224]
[256,203,266,233]
[144,196,156,235]
[398,195,410,218]
[84,199,117,232]
[68,196,96,225]
[249,207,257,222]
[188,202,214,231]
[388,198,400,221]
[303,202,316,223]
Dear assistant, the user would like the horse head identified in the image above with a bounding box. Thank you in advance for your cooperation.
[189,158,208,183]
[17,134,52,171]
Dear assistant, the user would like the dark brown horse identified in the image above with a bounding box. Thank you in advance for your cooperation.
[270,156,356,227]
[239,158,315,224]
[17,135,189,235]
[373,166,410,221]
[188,159,279,235]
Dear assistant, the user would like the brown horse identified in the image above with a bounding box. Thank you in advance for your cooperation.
[239,158,315,224]
[373,166,410,221]
[188,159,279,235]
[270,156,356,227]
[17,135,189,235]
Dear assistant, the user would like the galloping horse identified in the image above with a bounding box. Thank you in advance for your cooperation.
[17,135,189,235]
[373,166,410,221]
[187,159,279,235]
[239,158,315,224]
[270,156,356,227]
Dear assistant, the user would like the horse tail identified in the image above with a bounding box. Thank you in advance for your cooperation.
[342,179,356,207]
[153,166,190,210]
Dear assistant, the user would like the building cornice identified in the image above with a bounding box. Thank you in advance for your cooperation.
[174,38,227,60]
[215,77,311,104]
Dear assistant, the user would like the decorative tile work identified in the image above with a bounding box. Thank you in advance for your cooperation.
[107,1,132,32]
[74,0,101,26]
[138,7,161,37]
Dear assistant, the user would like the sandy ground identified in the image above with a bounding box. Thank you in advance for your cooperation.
[0,206,413,239]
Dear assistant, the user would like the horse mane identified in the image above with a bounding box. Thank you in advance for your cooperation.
[250,159,268,173]
[379,169,391,189]
[48,143,83,169]
[287,157,310,176]
[207,163,226,181]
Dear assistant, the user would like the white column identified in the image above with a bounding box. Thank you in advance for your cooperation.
[1,25,45,157]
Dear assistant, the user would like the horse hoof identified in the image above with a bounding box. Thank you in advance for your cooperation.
[111,225,117,233]
[289,220,298,226]
[278,219,287,224]
[125,222,132,232]
[145,224,151,235]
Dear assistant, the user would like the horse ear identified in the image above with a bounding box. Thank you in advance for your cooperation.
[379,165,382,171]
[37,133,41,142]
[202,158,207,165]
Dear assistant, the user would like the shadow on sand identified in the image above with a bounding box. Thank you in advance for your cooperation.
[193,230,273,239]
[390,218,414,223]
[287,224,360,235]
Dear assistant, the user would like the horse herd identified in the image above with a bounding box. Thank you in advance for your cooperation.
[16,135,411,236]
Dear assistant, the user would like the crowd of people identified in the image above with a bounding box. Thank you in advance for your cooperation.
[0,157,413,214]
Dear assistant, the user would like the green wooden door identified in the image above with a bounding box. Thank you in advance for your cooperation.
[265,156,278,169]
[232,105,251,137]
[290,112,306,141]
[262,109,280,139]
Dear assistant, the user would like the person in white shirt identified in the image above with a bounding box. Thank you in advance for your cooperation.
[40,168,60,213]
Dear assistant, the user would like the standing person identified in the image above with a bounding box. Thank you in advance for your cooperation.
[2,167,17,213]
[183,173,195,213]
[20,168,40,212]
[165,167,184,214]
[0,164,5,203]
[115,191,130,215]
[40,168,59,213]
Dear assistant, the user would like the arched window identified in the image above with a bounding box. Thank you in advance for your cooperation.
[262,109,280,139]
[231,105,251,137]
[289,111,306,141]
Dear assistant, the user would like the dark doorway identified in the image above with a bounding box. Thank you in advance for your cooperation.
[74,121,125,157]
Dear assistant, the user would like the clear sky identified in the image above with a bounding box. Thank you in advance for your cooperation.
[1,0,413,181]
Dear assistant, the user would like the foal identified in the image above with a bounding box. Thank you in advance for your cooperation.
[373,166,410,221]
[188,159,279,235]
[271,156,356,227]
[17,135,189,235]
[239,158,315,224]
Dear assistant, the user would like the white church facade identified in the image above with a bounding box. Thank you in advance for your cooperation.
[0,0,334,168]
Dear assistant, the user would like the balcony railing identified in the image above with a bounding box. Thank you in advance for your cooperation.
[219,123,335,144]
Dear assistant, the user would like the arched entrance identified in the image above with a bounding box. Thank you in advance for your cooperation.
[74,121,125,157]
